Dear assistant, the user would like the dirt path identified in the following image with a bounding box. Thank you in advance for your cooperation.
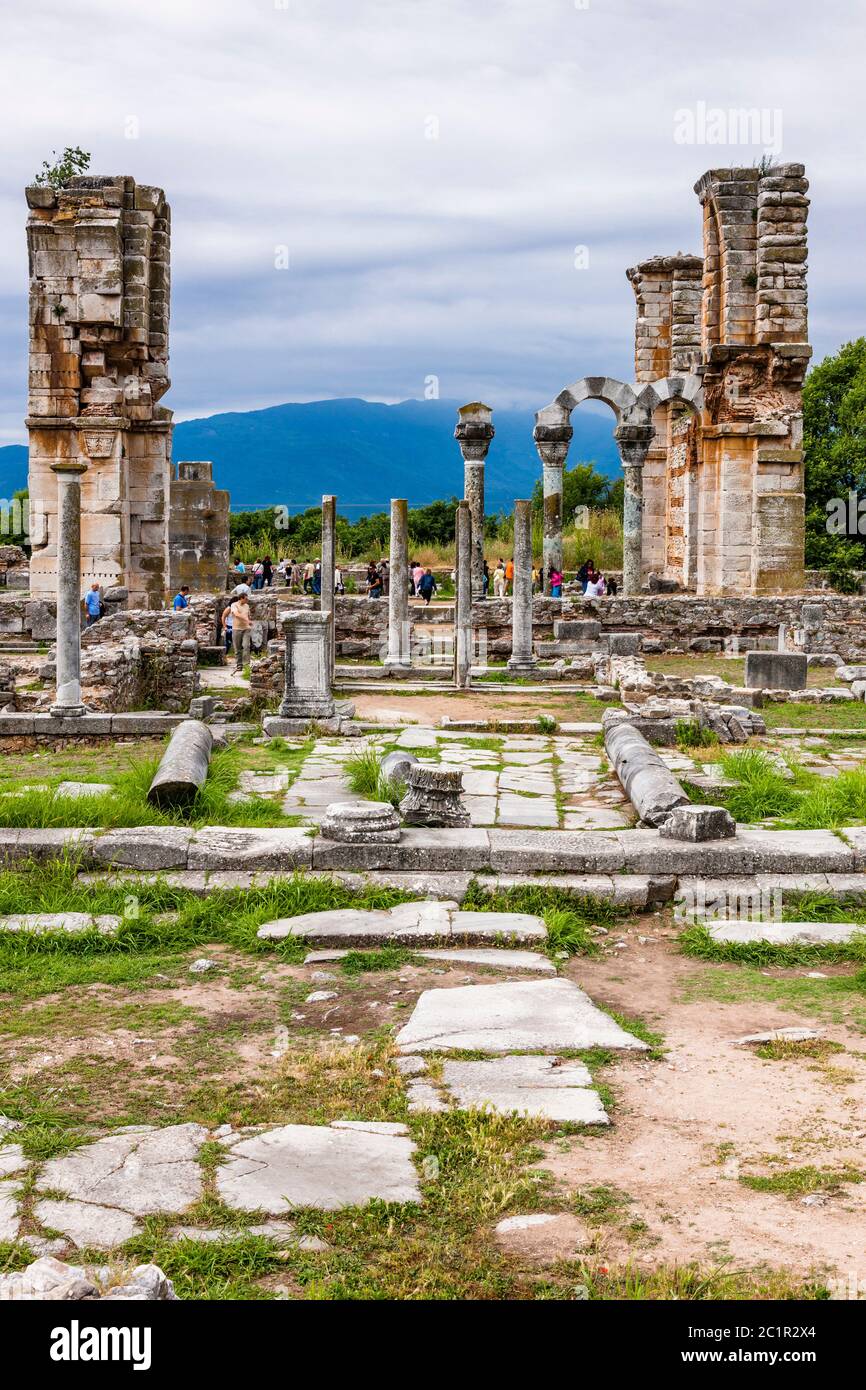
[549,930,866,1278]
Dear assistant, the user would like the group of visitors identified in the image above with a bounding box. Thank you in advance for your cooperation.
[486,558,564,598]
[577,558,614,597]
[232,557,273,590]
[365,559,389,599]
[220,588,252,673]
[409,561,437,604]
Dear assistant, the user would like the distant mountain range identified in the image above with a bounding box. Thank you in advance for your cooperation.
[0,397,620,514]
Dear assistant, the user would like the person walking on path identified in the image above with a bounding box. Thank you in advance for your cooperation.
[303,560,315,593]
[84,582,103,628]
[418,568,437,605]
[411,561,424,596]
[262,556,273,587]
[549,567,563,599]
[482,560,490,596]
[225,592,252,673]
[505,557,514,593]
[493,560,506,598]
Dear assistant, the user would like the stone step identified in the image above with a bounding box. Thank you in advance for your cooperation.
[256,903,547,948]
[402,1053,608,1121]
[678,873,866,907]
[7,823,863,875]
[76,868,673,908]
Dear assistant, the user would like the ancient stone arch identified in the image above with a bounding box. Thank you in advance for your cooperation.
[533,165,810,598]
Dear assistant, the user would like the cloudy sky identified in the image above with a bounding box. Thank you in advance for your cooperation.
[0,0,863,444]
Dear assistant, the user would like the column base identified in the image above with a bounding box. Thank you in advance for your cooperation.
[383,657,413,670]
[507,658,537,673]
[50,704,88,718]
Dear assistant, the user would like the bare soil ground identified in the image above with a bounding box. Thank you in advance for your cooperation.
[549,923,866,1278]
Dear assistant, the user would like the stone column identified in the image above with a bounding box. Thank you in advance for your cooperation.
[533,414,573,594]
[508,499,536,672]
[320,494,336,679]
[614,423,655,596]
[454,403,494,599]
[50,459,88,716]
[454,499,472,688]
[278,610,336,719]
[385,498,411,668]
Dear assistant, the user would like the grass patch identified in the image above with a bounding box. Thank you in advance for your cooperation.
[739,1165,862,1197]
[462,883,627,958]
[340,947,412,975]
[678,922,866,969]
[0,744,304,830]
[344,746,405,809]
[754,1038,844,1061]
[674,719,718,750]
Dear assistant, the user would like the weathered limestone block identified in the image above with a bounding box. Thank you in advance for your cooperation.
[147,720,213,807]
[278,611,335,719]
[745,650,807,690]
[659,804,736,842]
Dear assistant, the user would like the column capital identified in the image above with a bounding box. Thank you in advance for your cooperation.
[533,423,573,469]
[454,402,494,461]
[613,422,655,468]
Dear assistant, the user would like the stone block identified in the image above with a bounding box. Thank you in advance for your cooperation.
[744,651,807,690]
[659,804,736,841]
[607,632,642,656]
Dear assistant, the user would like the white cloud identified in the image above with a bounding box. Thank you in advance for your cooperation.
[0,0,863,441]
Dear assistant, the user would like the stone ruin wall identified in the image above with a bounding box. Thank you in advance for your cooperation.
[169,461,230,594]
[627,163,810,598]
[26,176,173,609]
[25,175,230,613]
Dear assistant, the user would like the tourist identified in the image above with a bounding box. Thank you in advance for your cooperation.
[482,560,490,596]
[312,560,322,596]
[493,560,506,598]
[505,556,514,593]
[584,569,604,598]
[262,556,273,587]
[418,568,437,605]
[412,560,424,596]
[232,581,251,598]
[251,558,265,591]
[233,557,246,576]
[531,564,540,593]
[221,602,232,653]
[378,559,389,595]
[334,564,344,594]
[577,559,593,594]
[172,585,190,610]
[366,561,383,599]
[84,582,103,627]
[607,574,618,596]
[303,560,315,593]
[549,566,563,599]
[228,592,252,672]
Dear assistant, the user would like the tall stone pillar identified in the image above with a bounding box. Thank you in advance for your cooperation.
[454,500,473,689]
[533,412,573,593]
[508,499,536,672]
[320,494,337,679]
[614,423,655,596]
[454,403,494,599]
[385,498,411,668]
[50,459,88,716]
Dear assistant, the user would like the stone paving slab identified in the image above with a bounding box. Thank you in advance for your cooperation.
[395,978,648,1054]
[215,1123,421,1211]
[0,1182,19,1242]
[0,913,120,937]
[55,782,114,799]
[438,1055,608,1123]
[0,1144,25,1178]
[418,948,555,974]
[707,920,866,945]
[38,1124,207,1219]
[34,1198,139,1250]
